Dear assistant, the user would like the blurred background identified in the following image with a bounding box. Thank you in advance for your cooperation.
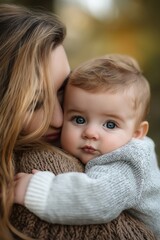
[0,0,159,163]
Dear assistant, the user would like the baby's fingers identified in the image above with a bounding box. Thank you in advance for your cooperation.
[14,172,26,180]
[32,169,39,174]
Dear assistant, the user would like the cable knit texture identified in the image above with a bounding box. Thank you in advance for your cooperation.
[10,147,156,240]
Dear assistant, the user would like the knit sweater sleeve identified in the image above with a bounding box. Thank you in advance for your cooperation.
[25,137,153,225]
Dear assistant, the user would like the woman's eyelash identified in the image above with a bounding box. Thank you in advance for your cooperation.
[28,100,44,112]
[34,101,44,111]
[58,76,69,92]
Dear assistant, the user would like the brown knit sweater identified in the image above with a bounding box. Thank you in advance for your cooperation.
[10,148,156,240]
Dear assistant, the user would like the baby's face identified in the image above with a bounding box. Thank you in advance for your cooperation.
[61,85,138,164]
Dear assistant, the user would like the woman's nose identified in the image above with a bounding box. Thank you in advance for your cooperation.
[50,100,63,129]
[82,125,99,140]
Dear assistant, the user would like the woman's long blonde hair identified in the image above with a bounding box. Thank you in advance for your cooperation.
[0,4,66,239]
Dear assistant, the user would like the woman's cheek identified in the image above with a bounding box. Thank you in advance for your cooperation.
[23,110,44,134]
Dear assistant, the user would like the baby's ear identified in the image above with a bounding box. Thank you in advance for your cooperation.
[133,121,149,139]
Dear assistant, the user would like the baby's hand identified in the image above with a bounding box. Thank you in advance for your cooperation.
[14,172,33,205]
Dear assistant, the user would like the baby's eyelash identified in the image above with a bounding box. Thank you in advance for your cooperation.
[70,115,79,121]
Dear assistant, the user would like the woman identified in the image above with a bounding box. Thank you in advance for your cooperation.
[0,3,156,240]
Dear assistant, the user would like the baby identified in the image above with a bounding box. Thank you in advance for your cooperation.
[15,54,160,239]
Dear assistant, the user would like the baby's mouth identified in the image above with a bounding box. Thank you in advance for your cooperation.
[81,145,98,154]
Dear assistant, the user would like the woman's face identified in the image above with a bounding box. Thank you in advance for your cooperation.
[24,45,70,144]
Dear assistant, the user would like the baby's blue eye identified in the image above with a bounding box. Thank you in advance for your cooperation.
[74,116,85,124]
[104,121,116,129]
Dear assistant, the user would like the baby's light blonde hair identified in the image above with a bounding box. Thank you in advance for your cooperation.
[68,54,150,124]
